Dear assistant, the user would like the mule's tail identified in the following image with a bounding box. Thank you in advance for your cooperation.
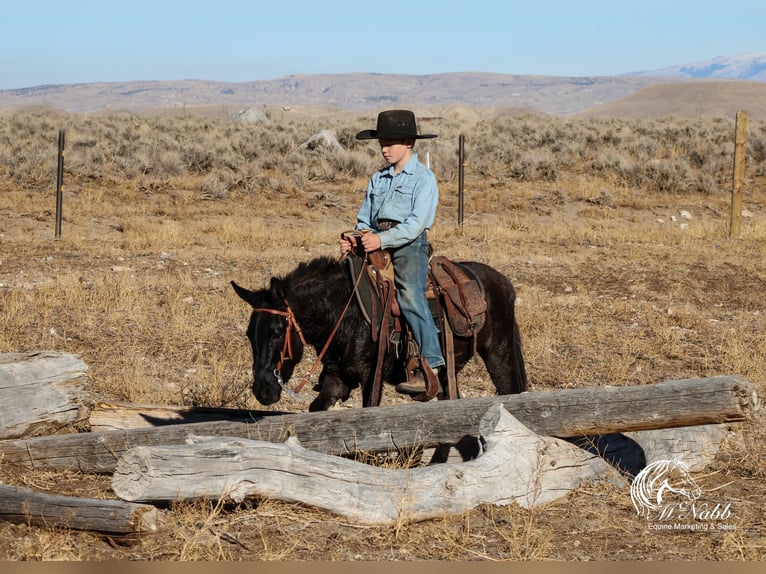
[512,320,528,393]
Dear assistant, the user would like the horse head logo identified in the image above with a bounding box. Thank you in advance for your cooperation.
[630,456,703,517]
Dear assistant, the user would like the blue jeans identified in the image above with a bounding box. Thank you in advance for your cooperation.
[390,232,445,369]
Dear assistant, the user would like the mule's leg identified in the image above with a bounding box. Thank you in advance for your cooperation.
[309,379,351,411]
[309,363,354,412]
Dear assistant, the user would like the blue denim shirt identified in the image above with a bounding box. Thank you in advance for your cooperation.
[355,153,439,249]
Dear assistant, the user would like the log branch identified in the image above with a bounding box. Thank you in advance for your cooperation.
[89,401,287,432]
[112,406,615,524]
[0,484,160,533]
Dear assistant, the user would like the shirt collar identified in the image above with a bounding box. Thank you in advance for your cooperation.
[385,153,419,176]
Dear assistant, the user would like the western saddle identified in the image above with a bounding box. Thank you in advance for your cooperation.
[342,237,487,407]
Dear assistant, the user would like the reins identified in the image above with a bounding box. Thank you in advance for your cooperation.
[252,253,367,399]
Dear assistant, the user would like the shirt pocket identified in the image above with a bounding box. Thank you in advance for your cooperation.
[368,185,387,211]
[390,186,414,213]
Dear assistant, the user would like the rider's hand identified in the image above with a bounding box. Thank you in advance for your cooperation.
[340,233,357,255]
[339,235,354,255]
[360,232,381,253]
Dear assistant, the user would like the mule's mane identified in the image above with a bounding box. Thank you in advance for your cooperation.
[284,256,344,293]
[280,256,355,320]
[278,255,364,344]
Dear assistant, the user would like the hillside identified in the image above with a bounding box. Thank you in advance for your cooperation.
[576,81,766,120]
[0,73,691,116]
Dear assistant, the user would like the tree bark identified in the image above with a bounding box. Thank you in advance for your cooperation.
[0,375,757,474]
[0,351,89,439]
[112,406,615,523]
[0,484,160,533]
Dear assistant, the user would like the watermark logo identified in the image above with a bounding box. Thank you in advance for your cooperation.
[631,456,702,516]
[631,455,736,532]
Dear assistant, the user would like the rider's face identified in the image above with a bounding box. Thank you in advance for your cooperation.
[378,139,414,170]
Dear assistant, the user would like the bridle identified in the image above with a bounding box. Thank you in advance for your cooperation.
[250,304,308,399]
[251,296,355,399]
[250,254,366,400]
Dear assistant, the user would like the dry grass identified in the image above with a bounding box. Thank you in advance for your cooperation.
[0,107,765,560]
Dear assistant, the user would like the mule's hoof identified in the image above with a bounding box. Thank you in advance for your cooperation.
[309,397,339,411]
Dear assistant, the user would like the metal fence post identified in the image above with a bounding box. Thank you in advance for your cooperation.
[55,129,65,239]
[458,134,465,227]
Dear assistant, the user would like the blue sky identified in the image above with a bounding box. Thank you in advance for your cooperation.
[1,0,764,90]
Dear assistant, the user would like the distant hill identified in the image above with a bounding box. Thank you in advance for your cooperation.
[630,52,766,81]
[1,52,764,118]
[575,81,766,120]
[0,73,692,116]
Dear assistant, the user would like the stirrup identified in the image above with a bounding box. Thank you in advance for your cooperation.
[396,363,442,397]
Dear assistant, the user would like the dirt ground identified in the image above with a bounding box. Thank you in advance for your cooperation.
[0,180,764,561]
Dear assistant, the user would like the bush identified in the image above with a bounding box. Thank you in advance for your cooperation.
[1,109,761,196]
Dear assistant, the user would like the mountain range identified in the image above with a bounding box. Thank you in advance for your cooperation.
[629,52,766,81]
[1,52,764,118]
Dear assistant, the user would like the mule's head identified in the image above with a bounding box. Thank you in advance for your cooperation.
[231,278,304,405]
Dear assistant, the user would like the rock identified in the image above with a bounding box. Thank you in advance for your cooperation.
[300,130,344,153]
[233,108,269,124]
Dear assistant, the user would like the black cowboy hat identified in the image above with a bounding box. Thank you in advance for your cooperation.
[355,109,437,140]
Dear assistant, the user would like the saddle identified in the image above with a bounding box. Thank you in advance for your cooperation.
[429,256,487,336]
[342,244,487,406]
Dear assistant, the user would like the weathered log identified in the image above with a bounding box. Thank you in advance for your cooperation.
[572,424,731,476]
[0,484,160,533]
[89,401,287,432]
[625,425,730,471]
[112,406,615,523]
[0,351,89,439]
[0,375,758,474]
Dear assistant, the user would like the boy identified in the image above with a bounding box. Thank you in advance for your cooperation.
[340,110,445,395]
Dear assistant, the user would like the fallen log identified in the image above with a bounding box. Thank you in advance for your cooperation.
[112,406,615,523]
[88,390,743,473]
[572,424,730,475]
[0,375,758,474]
[0,351,89,439]
[0,484,160,533]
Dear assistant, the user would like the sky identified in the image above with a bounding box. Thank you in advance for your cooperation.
[2,0,765,90]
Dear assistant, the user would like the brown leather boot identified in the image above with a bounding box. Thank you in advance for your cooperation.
[395,371,428,394]
[396,363,442,396]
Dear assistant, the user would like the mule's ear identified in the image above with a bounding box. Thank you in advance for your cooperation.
[231,280,260,307]
[269,277,286,300]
